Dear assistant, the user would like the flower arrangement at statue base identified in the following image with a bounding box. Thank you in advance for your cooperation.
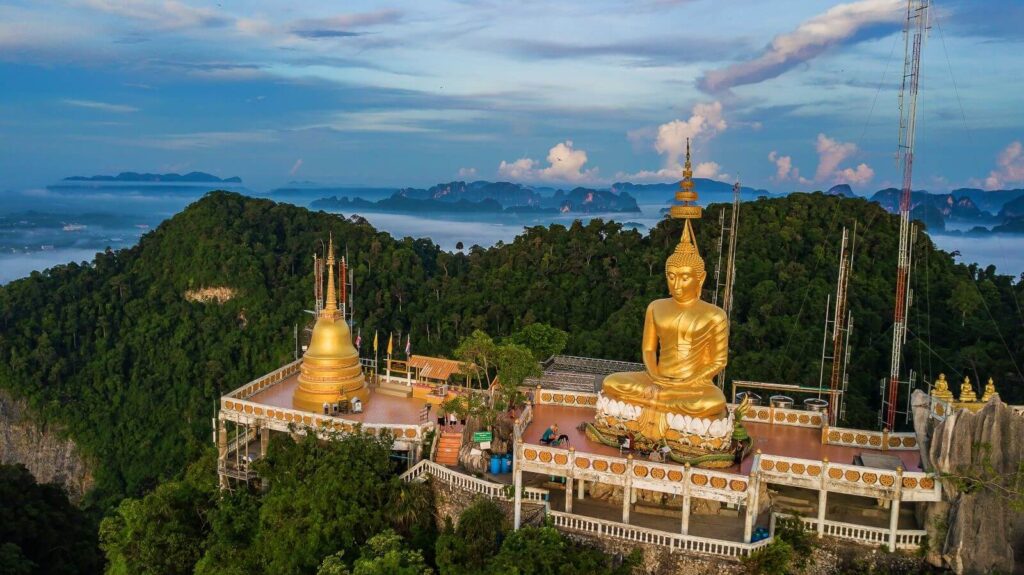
[583,394,752,469]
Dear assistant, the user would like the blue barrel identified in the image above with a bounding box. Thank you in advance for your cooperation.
[489,455,502,475]
[502,454,512,474]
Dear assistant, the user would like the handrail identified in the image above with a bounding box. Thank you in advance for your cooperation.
[822,426,918,451]
[772,513,926,550]
[400,459,549,504]
[550,511,771,558]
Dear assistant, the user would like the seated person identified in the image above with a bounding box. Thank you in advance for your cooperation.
[540,424,570,446]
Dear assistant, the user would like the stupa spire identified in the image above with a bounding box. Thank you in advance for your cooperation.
[324,234,337,314]
[667,138,705,270]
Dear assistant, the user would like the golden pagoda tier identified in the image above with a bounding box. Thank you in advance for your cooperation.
[293,237,368,412]
[584,140,748,468]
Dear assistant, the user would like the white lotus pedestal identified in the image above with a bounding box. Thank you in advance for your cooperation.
[584,393,746,469]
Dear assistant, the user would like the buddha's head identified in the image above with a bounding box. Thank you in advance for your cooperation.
[665,221,705,304]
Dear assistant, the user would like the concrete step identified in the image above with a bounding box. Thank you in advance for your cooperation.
[375,382,412,398]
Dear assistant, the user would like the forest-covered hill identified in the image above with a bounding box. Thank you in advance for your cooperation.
[1,191,1021,506]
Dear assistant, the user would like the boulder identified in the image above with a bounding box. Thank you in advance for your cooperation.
[915,391,1024,574]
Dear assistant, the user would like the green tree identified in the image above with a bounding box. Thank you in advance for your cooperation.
[494,343,541,409]
[508,323,569,362]
[0,464,101,575]
[490,525,639,575]
[454,330,499,387]
[435,498,506,575]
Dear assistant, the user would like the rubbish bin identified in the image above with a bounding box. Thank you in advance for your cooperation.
[769,395,794,409]
[502,454,512,474]
[489,455,502,475]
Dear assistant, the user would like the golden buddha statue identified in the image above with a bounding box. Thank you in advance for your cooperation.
[931,373,954,403]
[293,237,368,412]
[958,375,977,403]
[981,377,998,403]
[600,140,727,436]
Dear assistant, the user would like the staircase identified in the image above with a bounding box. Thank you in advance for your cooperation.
[434,431,462,466]
[376,378,412,398]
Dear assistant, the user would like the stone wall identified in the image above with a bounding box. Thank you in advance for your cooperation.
[428,474,545,529]
[0,390,93,502]
[560,530,743,575]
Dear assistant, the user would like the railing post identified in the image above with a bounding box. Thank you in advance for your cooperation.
[882,427,890,452]
[565,447,575,513]
[818,457,828,537]
[622,455,634,524]
[743,470,757,543]
[513,440,523,530]
[681,463,692,535]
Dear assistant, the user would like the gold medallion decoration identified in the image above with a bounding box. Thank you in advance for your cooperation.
[844,470,861,482]
[405,429,417,438]
[879,474,895,487]
[786,413,798,423]
[691,474,708,486]
[862,472,877,484]
[255,407,264,416]
[730,480,747,491]
[565,395,576,404]
[888,437,901,448]
[799,414,809,424]
[554,454,568,465]
[777,461,791,473]
[855,434,867,445]
[524,449,538,460]
[611,462,626,474]
[651,468,666,480]
[552,394,564,403]
[761,460,775,471]
[668,470,683,481]
[808,465,821,476]
[711,476,727,489]
[869,436,882,447]
[828,431,840,442]
[539,451,553,463]
[841,432,854,443]
[828,468,843,480]
[634,466,648,478]
[541,393,552,402]
[266,409,275,418]
[594,460,608,471]
[575,457,591,469]
[902,477,918,489]
[902,437,916,447]
[811,416,822,426]
[920,478,934,489]
[774,412,785,422]
[791,463,805,475]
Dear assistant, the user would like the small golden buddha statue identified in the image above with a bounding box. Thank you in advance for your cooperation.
[600,140,727,430]
[931,373,954,403]
[981,377,998,403]
[958,375,977,403]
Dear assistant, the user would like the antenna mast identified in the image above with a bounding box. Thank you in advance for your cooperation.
[714,181,741,389]
[829,227,852,426]
[884,0,929,430]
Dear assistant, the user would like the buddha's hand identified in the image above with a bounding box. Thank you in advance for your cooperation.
[641,382,661,400]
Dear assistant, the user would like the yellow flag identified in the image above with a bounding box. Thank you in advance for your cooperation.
[387,333,394,355]
[373,330,378,353]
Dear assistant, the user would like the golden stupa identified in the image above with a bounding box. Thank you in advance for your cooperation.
[292,237,368,412]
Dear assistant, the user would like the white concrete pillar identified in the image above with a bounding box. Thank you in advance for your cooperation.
[565,473,574,513]
[622,455,634,524]
[888,497,900,552]
[817,487,827,537]
[577,478,584,500]
[217,419,228,489]
[743,500,755,543]
[681,493,691,535]
[260,426,270,458]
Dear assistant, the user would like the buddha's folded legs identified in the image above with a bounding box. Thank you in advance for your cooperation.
[601,370,726,420]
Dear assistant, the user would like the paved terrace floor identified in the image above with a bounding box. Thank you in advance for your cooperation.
[527,405,922,474]
[248,375,430,426]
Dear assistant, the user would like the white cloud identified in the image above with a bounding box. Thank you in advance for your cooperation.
[981,141,1024,190]
[80,0,228,30]
[836,163,875,185]
[457,167,477,179]
[289,158,303,176]
[497,140,599,184]
[814,133,857,182]
[768,133,874,187]
[62,99,139,113]
[617,101,727,182]
[699,0,903,93]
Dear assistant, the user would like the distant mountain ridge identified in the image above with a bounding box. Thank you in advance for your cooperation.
[314,180,641,214]
[65,171,242,183]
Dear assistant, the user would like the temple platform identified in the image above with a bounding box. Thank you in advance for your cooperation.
[523,403,922,474]
[248,372,430,426]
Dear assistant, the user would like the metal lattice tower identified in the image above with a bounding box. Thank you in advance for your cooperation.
[884,0,929,431]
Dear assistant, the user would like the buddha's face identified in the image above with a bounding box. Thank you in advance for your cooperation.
[666,264,704,304]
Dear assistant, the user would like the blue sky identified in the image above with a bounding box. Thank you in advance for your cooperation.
[0,0,1022,192]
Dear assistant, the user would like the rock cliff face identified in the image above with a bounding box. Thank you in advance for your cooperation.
[914,390,1024,574]
[0,390,93,502]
